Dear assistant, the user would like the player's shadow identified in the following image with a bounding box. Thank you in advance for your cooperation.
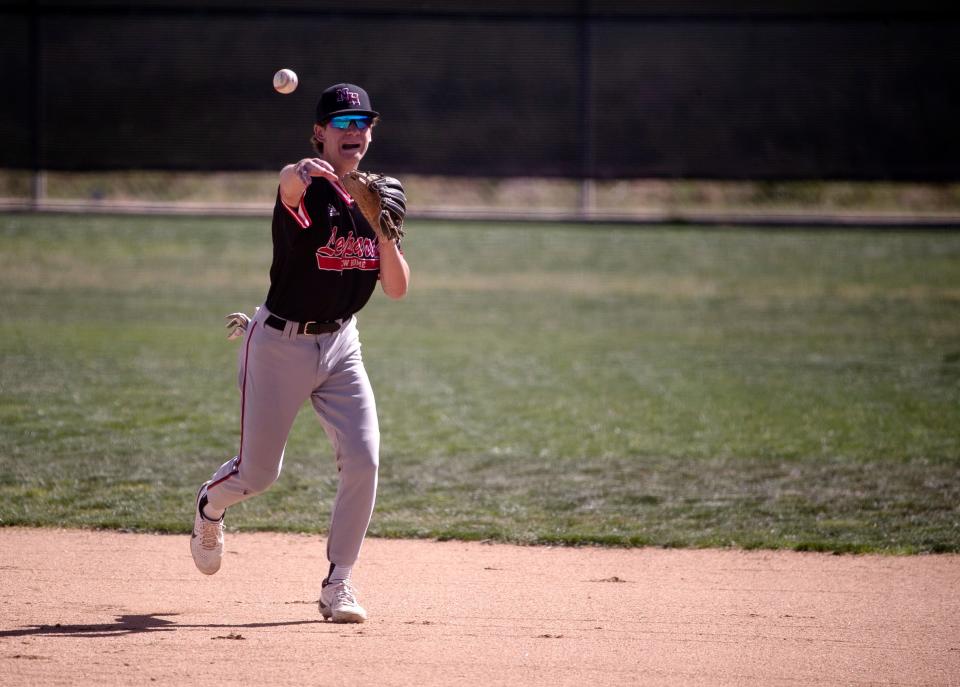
[0,613,318,639]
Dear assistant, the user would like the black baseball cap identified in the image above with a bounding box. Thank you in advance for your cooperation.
[316,83,379,122]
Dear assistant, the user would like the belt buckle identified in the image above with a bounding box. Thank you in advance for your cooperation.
[302,320,318,335]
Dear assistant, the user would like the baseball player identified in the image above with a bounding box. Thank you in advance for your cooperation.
[190,83,409,624]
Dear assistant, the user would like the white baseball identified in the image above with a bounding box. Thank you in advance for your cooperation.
[273,69,298,94]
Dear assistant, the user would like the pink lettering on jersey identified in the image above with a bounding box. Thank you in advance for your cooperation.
[316,225,380,272]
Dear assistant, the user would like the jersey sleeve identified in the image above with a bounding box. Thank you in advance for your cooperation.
[276,187,312,230]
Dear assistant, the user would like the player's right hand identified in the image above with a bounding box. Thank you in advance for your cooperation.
[294,158,338,186]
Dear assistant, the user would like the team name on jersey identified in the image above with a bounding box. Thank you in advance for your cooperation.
[316,225,379,272]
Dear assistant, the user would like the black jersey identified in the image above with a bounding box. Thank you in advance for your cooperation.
[264,178,381,322]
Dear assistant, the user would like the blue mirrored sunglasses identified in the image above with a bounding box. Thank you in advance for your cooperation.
[329,115,372,130]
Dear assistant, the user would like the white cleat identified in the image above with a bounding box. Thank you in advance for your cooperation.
[190,483,224,575]
[319,579,367,623]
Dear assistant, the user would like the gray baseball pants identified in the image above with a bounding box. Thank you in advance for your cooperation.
[204,305,379,568]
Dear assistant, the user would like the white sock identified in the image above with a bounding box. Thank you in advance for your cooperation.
[199,490,224,521]
[327,564,353,585]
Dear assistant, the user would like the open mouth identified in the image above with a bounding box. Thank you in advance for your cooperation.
[341,143,362,152]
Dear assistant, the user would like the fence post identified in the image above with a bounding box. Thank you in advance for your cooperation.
[29,2,43,210]
[31,172,47,208]
[577,1,594,221]
[579,179,594,219]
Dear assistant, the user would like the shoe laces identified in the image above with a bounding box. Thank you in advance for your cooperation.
[198,519,222,550]
[330,580,359,606]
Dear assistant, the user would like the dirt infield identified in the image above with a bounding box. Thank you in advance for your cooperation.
[1,528,957,686]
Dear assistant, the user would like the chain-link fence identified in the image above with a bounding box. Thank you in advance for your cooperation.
[3,1,959,181]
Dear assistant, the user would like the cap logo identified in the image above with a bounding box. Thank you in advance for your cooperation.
[336,87,361,106]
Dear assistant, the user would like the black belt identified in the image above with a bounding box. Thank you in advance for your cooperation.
[265,314,341,335]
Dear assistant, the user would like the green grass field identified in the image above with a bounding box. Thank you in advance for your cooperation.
[1,212,958,552]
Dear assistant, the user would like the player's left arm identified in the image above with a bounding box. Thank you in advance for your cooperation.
[378,239,409,299]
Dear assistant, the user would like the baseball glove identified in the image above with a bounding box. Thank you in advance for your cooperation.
[341,171,407,243]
